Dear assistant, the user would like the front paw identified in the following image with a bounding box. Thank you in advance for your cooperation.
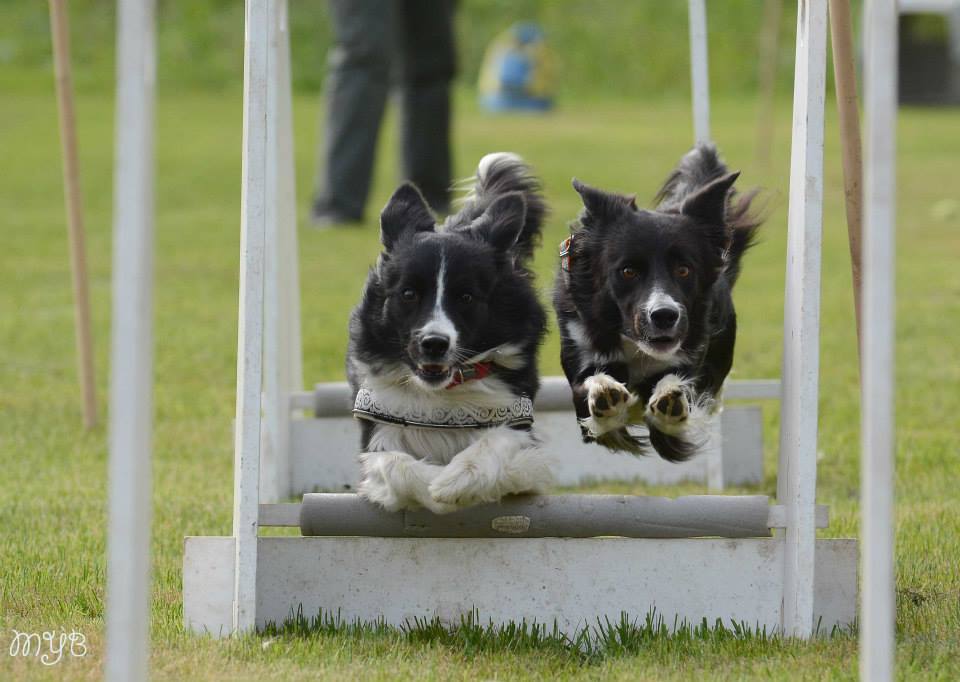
[646,374,691,434]
[429,457,489,509]
[582,374,637,435]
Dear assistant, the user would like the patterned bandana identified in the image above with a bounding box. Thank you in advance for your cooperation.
[352,387,534,430]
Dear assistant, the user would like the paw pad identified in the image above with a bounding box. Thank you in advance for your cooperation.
[650,390,688,423]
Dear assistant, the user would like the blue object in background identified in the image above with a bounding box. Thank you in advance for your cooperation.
[479,23,556,112]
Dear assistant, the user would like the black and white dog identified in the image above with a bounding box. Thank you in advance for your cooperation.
[553,144,762,461]
[348,153,552,513]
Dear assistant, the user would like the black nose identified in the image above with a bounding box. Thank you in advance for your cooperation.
[650,307,680,330]
[420,335,450,357]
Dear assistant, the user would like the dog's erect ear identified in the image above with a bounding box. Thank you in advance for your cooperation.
[680,171,740,226]
[380,183,435,250]
[572,178,635,221]
[473,192,527,252]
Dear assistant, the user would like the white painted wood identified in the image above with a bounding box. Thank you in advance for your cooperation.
[721,406,765,486]
[183,536,236,637]
[688,0,711,143]
[233,0,271,634]
[259,503,301,527]
[258,502,829,530]
[297,493,774,538]
[183,536,857,638]
[106,0,155,679]
[288,405,766,493]
[277,377,774,495]
[861,1,897,679]
[261,0,302,504]
[705,414,724,491]
[778,0,828,639]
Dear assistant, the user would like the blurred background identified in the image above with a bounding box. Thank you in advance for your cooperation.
[1,4,958,677]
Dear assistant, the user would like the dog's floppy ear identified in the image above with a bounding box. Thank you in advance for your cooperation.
[572,178,635,221]
[680,171,740,226]
[380,182,435,250]
[472,192,527,252]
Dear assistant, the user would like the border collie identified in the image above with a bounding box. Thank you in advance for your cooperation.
[348,153,552,513]
[552,144,762,461]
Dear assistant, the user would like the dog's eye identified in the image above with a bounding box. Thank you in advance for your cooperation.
[459,293,474,305]
[400,288,418,302]
[621,267,638,280]
[675,265,691,279]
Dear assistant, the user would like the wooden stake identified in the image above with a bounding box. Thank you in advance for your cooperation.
[829,0,865,357]
[49,0,97,429]
[755,0,783,168]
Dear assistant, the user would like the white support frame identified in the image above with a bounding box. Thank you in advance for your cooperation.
[688,0,711,143]
[261,0,303,506]
[181,0,861,643]
[861,0,897,679]
[106,0,155,678]
[232,0,271,633]
[257,0,773,501]
[778,0,828,639]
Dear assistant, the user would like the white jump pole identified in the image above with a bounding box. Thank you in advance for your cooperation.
[106,0,155,678]
[233,0,271,632]
[262,0,302,504]
[860,0,897,679]
[778,0,827,638]
[49,0,98,430]
[688,0,711,144]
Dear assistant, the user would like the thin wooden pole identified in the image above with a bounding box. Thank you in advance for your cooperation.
[106,0,155,678]
[755,0,783,168]
[860,0,897,678]
[829,0,865,357]
[49,0,97,429]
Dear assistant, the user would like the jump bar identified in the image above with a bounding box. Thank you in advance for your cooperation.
[297,493,774,539]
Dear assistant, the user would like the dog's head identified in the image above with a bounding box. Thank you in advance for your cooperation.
[568,172,739,360]
[360,183,535,390]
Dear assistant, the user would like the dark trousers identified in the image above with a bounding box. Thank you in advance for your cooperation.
[314,0,456,219]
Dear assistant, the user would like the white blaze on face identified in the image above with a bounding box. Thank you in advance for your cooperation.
[419,250,458,355]
[645,289,682,322]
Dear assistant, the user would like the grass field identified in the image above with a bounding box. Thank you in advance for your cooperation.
[1,89,958,680]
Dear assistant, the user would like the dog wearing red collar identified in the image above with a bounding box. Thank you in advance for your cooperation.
[347,153,552,513]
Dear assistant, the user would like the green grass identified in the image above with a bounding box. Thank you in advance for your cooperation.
[1,87,958,680]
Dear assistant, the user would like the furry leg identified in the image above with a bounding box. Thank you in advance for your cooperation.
[644,373,716,462]
[428,427,553,508]
[358,451,458,514]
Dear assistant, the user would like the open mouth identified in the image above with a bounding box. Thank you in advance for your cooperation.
[648,336,678,352]
[415,363,451,384]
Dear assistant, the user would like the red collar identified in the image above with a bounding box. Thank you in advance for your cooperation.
[447,362,494,389]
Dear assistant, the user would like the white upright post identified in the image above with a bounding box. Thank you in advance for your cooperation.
[233,0,271,633]
[688,0,711,143]
[262,0,303,503]
[860,1,897,678]
[106,0,155,678]
[777,0,827,639]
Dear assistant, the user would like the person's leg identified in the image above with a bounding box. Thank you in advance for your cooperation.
[396,0,456,215]
[313,0,394,223]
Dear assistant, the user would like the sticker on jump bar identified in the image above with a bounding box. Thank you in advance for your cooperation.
[491,515,531,534]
